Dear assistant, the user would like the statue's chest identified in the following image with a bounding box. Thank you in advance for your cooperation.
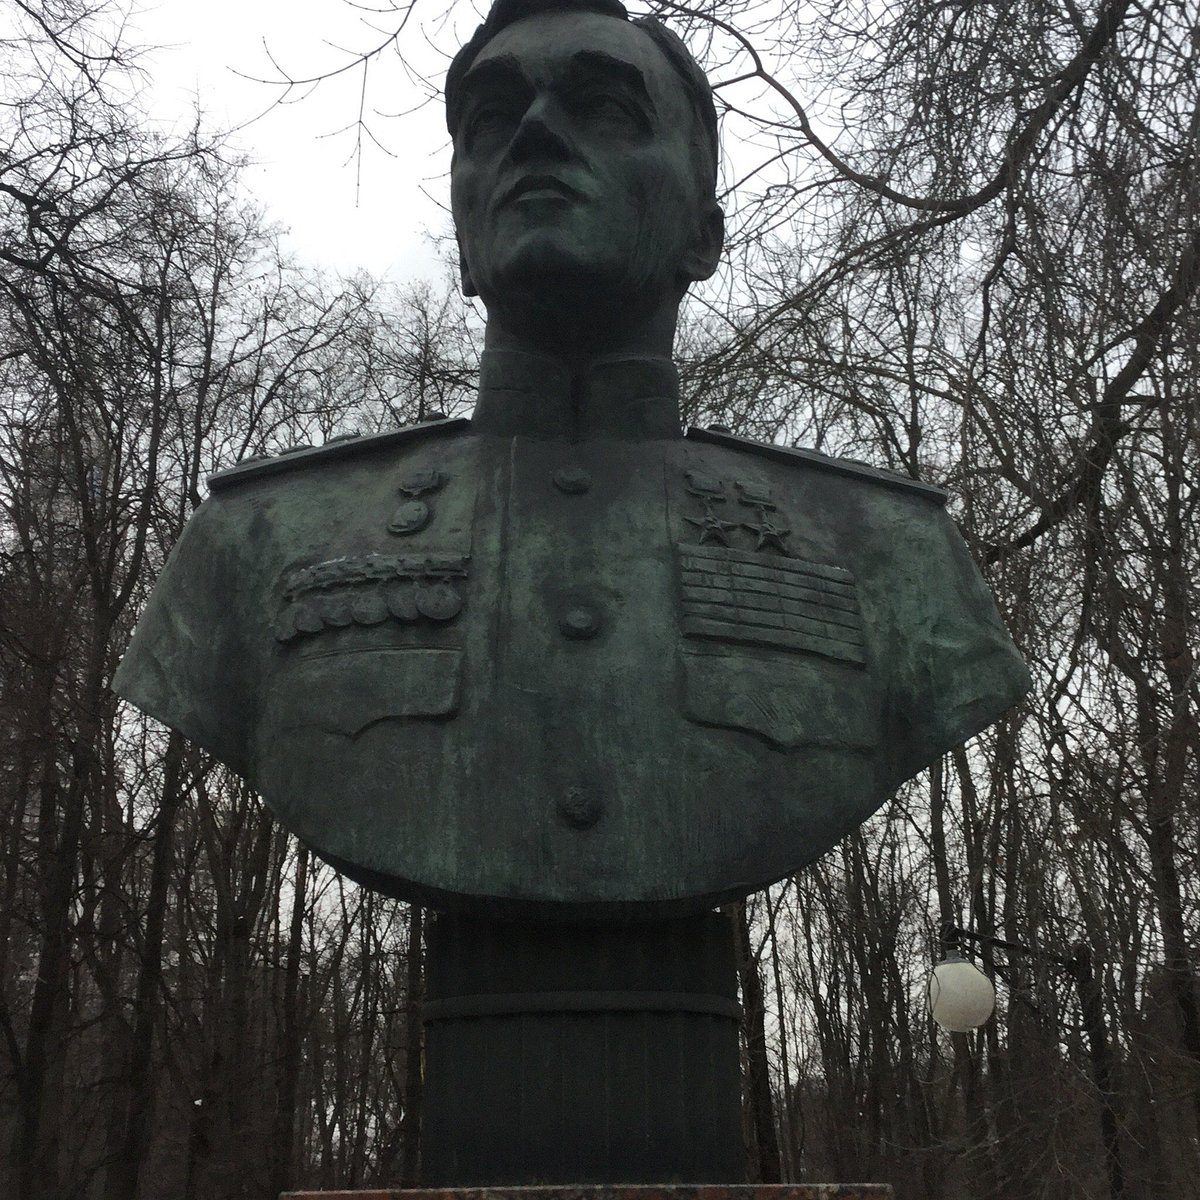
[475,437,679,698]
[255,433,882,911]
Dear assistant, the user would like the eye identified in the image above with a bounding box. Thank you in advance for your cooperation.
[464,101,523,147]
[572,91,645,134]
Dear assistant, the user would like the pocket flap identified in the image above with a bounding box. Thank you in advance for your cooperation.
[682,650,879,751]
[271,647,462,737]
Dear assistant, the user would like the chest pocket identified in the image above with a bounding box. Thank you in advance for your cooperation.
[265,647,462,738]
[676,542,879,750]
[681,649,879,751]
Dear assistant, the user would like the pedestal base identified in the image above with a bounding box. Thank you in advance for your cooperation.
[282,1187,895,1200]
[422,915,745,1185]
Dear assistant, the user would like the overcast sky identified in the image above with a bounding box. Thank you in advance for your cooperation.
[132,0,466,281]
[127,0,796,300]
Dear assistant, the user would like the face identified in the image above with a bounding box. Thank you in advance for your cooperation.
[450,11,720,320]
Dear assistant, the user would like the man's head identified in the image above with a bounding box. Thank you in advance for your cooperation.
[446,0,723,351]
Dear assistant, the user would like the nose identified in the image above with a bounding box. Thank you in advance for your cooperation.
[509,96,573,164]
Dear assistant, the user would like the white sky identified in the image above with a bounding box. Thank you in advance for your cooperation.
[131,0,466,281]
[127,0,795,289]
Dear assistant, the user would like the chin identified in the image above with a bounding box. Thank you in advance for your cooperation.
[492,241,678,300]
[494,235,616,285]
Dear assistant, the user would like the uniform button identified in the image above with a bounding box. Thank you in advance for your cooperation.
[553,466,591,494]
[557,786,603,829]
[560,606,601,640]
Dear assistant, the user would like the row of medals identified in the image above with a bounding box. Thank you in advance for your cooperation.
[275,469,460,644]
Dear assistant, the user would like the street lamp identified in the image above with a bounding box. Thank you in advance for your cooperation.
[927,934,995,1032]
[926,923,1125,1199]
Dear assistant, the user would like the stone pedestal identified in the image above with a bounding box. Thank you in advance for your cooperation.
[421,915,745,1185]
[282,1187,895,1200]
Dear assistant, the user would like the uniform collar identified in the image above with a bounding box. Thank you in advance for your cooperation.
[471,349,682,440]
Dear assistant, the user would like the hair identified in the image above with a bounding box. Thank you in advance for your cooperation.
[445,0,719,198]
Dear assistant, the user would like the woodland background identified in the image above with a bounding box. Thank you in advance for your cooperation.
[0,0,1197,1196]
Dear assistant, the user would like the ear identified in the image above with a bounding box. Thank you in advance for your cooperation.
[457,235,478,297]
[679,202,724,284]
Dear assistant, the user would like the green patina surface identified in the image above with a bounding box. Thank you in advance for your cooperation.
[113,0,1030,920]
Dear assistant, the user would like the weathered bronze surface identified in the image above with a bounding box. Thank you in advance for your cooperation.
[280,1189,895,1200]
[113,0,1030,920]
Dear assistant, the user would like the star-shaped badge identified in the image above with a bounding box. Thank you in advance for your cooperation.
[742,513,791,553]
[685,508,740,546]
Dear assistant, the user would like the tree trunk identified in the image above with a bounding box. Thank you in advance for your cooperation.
[14,738,89,1200]
[1070,944,1125,1199]
[732,900,781,1183]
[105,733,187,1200]
[272,840,309,1197]
[400,903,424,1187]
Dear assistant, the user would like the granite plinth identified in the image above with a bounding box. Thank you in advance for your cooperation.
[281,1187,894,1199]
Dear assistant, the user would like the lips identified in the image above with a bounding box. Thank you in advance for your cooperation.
[499,174,583,207]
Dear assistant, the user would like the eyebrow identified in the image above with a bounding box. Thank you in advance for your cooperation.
[459,49,656,114]
[458,55,531,105]
[565,51,655,112]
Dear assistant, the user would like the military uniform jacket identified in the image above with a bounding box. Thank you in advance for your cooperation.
[113,351,1030,918]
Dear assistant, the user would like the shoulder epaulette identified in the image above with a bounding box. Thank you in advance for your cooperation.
[207,417,472,494]
[686,425,948,504]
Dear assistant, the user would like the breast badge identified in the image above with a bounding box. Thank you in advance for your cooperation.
[682,469,739,546]
[274,554,468,643]
[389,469,446,535]
[678,471,864,665]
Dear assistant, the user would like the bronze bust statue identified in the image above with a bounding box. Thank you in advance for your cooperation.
[113,0,1030,920]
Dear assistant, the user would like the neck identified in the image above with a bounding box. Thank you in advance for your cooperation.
[481,290,680,375]
[471,346,682,441]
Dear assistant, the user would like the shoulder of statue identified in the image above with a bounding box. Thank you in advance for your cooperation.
[685,424,948,505]
[206,417,472,494]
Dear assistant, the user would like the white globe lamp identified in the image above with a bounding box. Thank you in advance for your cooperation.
[928,950,996,1032]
